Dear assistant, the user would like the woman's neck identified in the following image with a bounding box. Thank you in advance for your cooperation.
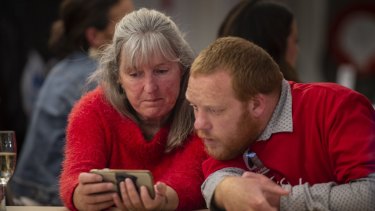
[139,116,169,140]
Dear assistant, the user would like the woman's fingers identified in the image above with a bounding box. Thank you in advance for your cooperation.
[125,178,144,207]
[113,193,127,210]
[119,181,134,210]
[116,178,167,210]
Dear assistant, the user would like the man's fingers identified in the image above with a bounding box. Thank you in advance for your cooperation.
[242,171,259,178]
[263,182,289,195]
[242,171,289,195]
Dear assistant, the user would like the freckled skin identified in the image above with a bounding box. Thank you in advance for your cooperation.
[186,70,260,160]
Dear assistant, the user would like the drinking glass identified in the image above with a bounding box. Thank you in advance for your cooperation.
[0,131,17,211]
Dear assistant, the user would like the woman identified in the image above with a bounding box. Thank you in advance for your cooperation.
[10,0,133,205]
[59,8,207,211]
[218,0,300,82]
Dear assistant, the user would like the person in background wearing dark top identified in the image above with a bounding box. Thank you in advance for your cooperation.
[186,37,375,210]
[218,0,300,82]
[20,0,60,120]
[1,0,60,155]
[0,1,29,155]
[9,0,134,206]
[60,8,208,211]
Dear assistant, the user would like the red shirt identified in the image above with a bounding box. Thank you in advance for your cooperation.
[203,81,375,185]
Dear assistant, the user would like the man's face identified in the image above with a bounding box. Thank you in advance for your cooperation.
[186,70,260,160]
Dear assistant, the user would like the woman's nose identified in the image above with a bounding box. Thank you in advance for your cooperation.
[144,76,158,92]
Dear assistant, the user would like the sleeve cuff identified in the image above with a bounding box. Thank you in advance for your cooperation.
[201,167,244,209]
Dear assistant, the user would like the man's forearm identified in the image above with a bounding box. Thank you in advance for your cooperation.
[203,170,375,211]
[201,167,244,209]
[280,173,375,211]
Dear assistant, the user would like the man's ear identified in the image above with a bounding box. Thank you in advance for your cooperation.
[85,27,102,49]
[247,94,266,118]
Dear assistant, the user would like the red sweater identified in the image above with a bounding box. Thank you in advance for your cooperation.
[60,87,207,210]
[203,82,375,185]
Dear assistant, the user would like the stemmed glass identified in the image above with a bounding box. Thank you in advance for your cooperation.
[0,131,17,211]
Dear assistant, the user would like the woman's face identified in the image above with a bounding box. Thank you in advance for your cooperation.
[285,19,299,67]
[119,54,182,123]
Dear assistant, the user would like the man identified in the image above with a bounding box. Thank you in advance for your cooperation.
[186,37,375,210]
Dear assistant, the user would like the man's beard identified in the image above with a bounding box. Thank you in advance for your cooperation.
[198,108,261,160]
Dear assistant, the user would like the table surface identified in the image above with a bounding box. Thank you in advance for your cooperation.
[6,206,209,211]
[6,207,67,211]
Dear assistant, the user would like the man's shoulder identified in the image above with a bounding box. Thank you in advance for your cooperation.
[202,155,246,178]
[290,82,369,103]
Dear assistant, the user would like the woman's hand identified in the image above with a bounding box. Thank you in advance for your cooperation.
[73,172,116,211]
[113,180,178,211]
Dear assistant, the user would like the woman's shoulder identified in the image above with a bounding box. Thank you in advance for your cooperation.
[70,86,115,118]
[76,86,106,105]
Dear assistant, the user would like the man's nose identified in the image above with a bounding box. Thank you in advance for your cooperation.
[194,111,211,131]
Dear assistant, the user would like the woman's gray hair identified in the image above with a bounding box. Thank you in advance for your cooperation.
[89,8,195,152]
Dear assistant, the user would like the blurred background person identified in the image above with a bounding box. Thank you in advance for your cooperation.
[9,0,134,206]
[218,0,300,82]
[60,8,207,211]
[0,0,30,155]
[19,0,61,122]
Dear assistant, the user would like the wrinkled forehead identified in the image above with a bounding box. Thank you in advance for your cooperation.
[120,33,179,70]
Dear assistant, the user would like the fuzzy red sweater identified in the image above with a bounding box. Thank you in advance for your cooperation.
[60,87,207,210]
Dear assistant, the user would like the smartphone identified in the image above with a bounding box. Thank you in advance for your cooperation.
[90,169,155,198]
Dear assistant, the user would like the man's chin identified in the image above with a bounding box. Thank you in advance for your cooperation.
[206,147,237,161]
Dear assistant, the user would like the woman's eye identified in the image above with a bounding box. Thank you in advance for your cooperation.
[191,105,198,111]
[155,69,168,74]
[128,71,142,77]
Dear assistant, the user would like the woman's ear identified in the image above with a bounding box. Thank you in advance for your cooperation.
[247,94,266,118]
[85,27,102,49]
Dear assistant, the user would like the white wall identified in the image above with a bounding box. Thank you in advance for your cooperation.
[134,0,327,82]
[286,0,328,82]
[134,0,241,54]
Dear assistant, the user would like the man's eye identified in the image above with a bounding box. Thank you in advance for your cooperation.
[208,108,223,114]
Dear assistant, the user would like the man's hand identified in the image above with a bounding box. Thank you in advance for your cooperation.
[73,172,116,211]
[214,171,289,211]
